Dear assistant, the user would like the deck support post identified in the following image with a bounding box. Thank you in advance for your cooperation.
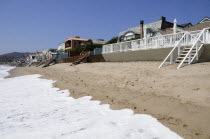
[178,45,180,55]
[186,33,189,45]
[170,52,173,64]
[111,44,113,53]
[188,52,191,64]
[196,43,199,60]
[203,30,206,43]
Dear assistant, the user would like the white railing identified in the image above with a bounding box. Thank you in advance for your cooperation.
[177,27,210,69]
[103,28,210,54]
[103,31,195,54]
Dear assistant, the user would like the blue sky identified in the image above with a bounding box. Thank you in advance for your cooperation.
[0,0,209,54]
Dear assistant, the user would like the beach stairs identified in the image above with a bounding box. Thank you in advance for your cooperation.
[42,59,57,68]
[70,52,90,66]
[159,27,209,69]
[36,61,45,67]
[28,62,33,67]
[175,45,203,64]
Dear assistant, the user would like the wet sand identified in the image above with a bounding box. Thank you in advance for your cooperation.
[8,62,210,139]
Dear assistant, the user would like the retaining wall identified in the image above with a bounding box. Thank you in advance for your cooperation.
[88,47,178,62]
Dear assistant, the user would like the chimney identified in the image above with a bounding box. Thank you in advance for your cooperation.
[140,20,144,39]
[159,16,166,22]
[74,36,80,38]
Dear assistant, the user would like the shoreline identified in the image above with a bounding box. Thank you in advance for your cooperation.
[7,62,210,139]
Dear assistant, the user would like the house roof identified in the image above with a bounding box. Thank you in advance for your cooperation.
[119,20,163,36]
[179,23,192,28]
[185,21,210,31]
[119,19,190,37]
[92,40,107,44]
[199,16,210,24]
[157,28,174,35]
[65,37,89,42]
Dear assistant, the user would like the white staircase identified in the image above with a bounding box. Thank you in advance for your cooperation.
[159,27,210,69]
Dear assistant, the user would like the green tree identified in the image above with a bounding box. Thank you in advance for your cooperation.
[85,39,103,51]
[105,37,118,44]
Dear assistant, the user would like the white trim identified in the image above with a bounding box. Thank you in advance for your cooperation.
[200,17,210,23]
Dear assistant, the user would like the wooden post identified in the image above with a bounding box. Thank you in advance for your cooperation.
[170,52,173,64]
[186,33,189,45]
[71,40,73,48]
[196,43,198,60]
[178,45,180,55]
[203,30,206,43]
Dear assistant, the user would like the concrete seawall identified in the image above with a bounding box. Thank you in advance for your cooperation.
[88,45,210,63]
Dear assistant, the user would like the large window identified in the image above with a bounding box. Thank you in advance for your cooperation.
[124,32,135,41]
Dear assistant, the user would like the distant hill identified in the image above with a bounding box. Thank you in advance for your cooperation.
[0,52,34,58]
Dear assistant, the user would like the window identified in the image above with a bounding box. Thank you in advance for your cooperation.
[124,32,135,40]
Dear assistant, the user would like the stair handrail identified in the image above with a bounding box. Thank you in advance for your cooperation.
[177,28,207,69]
[191,44,204,63]
[158,32,188,68]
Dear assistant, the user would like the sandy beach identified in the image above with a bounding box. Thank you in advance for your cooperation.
[8,62,210,139]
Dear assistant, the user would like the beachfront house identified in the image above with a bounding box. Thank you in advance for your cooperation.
[101,16,210,69]
[35,51,44,61]
[26,54,37,63]
[64,36,107,57]
[118,16,192,42]
[65,36,91,57]
[42,49,58,60]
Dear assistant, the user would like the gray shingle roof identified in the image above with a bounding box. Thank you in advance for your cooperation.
[119,20,163,36]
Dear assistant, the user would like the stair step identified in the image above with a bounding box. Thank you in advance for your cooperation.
[179,53,195,57]
[182,50,196,53]
[177,57,194,60]
[180,54,187,56]
[176,60,190,63]
[184,48,196,50]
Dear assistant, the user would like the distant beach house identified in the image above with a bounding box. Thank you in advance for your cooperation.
[26,54,37,63]
[64,36,106,57]
[64,36,90,57]
[118,16,192,42]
